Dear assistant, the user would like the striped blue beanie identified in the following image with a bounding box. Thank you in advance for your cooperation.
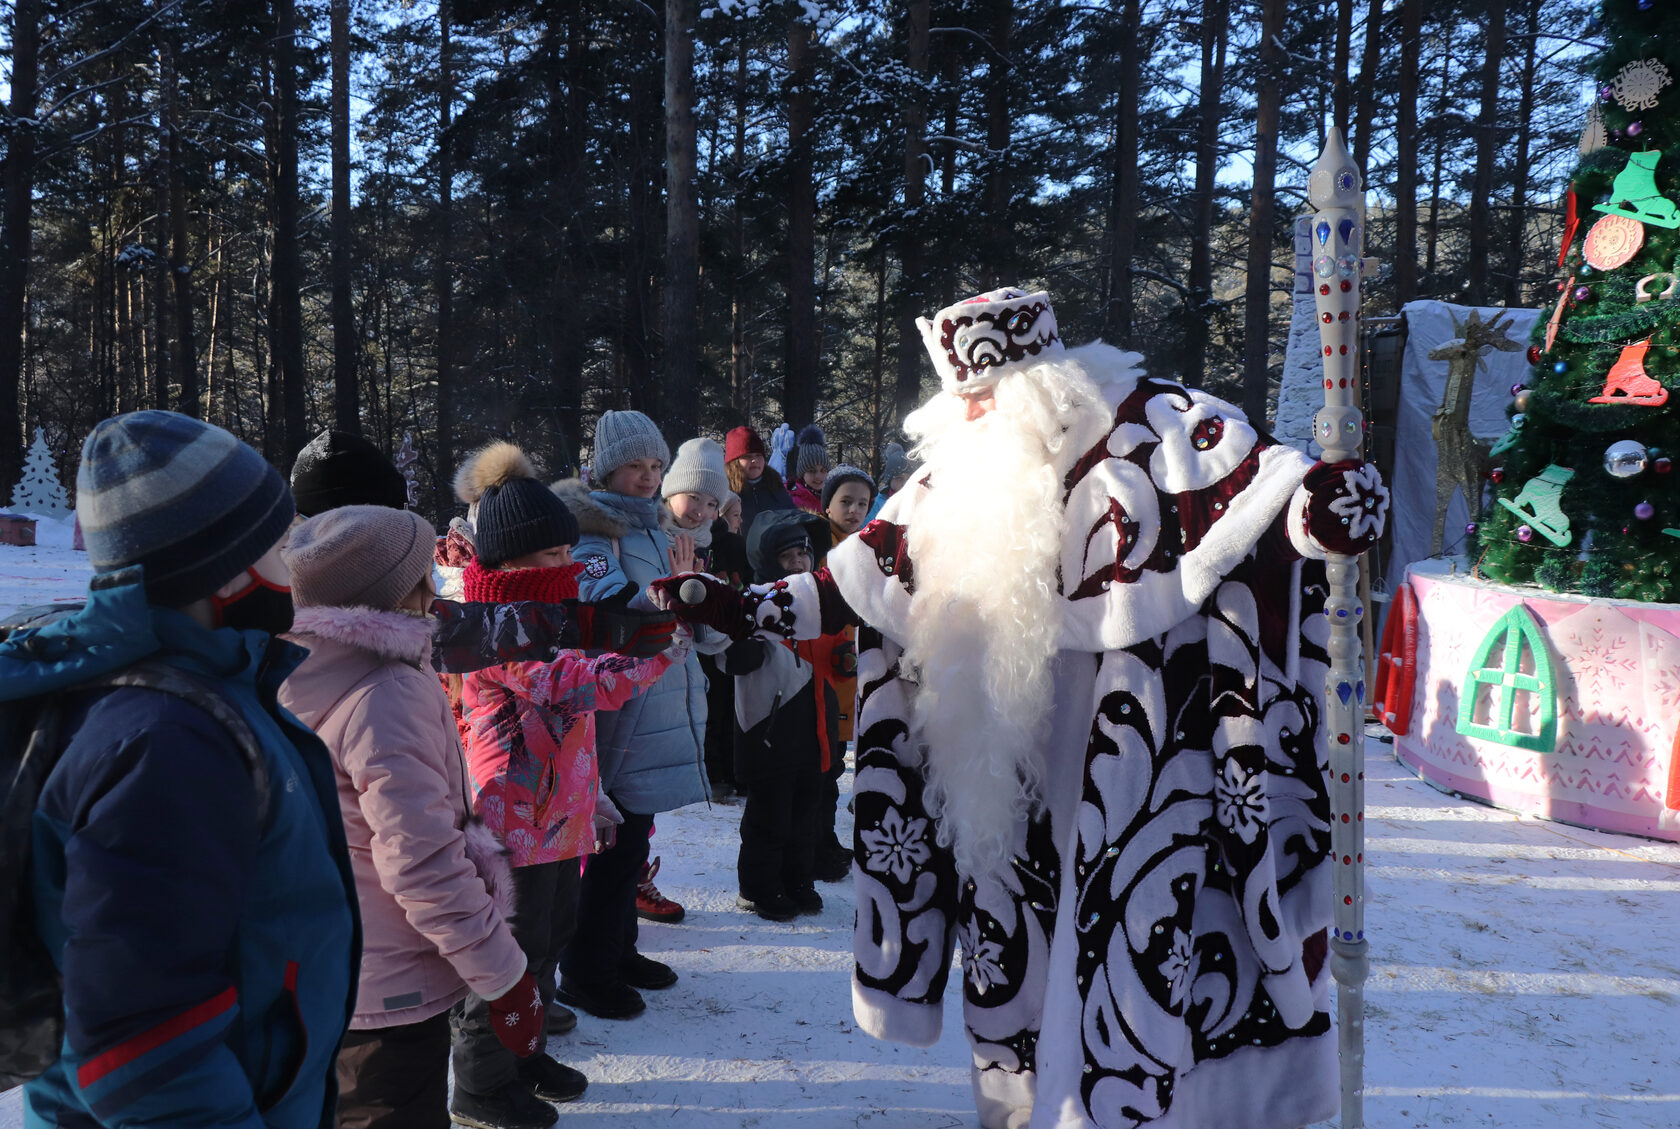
[77,411,294,608]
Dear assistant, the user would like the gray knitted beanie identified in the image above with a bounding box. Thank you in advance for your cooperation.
[663,437,730,504]
[593,410,671,479]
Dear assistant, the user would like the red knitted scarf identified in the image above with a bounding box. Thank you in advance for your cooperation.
[463,559,582,603]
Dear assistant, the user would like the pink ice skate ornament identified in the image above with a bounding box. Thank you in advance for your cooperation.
[916,287,1063,394]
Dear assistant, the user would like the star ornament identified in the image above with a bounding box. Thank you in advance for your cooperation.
[1328,463,1390,542]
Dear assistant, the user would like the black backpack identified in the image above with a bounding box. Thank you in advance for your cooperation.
[0,603,271,1090]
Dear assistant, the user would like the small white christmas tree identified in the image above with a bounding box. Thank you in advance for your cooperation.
[10,428,72,518]
[394,430,419,507]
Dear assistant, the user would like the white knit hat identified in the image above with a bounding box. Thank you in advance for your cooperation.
[916,287,1064,394]
[662,437,729,504]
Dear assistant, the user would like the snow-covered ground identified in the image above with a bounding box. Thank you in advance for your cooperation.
[3,541,1678,1128]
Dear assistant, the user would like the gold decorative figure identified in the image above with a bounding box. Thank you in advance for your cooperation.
[1428,309,1522,556]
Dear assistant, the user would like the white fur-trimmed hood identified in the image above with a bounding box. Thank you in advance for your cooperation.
[551,476,680,539]
[290,605,433,666]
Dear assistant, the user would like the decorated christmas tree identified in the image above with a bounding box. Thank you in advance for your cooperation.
[9,428,72,518]
[1479,1,1680,601]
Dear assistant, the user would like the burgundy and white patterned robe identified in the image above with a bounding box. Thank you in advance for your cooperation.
[761,345,1341,1129]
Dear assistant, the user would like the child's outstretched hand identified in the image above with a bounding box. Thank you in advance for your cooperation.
[669,531,696,577]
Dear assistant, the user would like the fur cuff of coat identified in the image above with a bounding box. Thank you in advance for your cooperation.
[462,818,517,924]
[290,604,434,667]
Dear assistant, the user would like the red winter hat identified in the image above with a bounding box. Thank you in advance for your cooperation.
[725,425,767,463]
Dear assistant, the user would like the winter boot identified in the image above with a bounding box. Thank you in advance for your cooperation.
[449,1083,559,1129]
[556,978,646,1020]
[737,891,799,922]
[518,1053,589,1103]
[788,884,824,916]
[545,1000,577,1035]
[636,856,686,923]
[814,842,851,883]
[620,949,678,990]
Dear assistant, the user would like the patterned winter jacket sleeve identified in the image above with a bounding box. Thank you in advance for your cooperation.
[429,599,579,673]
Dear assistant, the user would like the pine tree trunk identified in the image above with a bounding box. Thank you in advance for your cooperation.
[1394,0,1422,303]
[1104,0,1141,347]
[1425,35,1448,278]
[1241,0,1287,424]
[730,36,749,419]
[163,35,199,416]
[1185,0,1229,391]
[1467,0,1508,304]
[621,18,662,417]
[1351,0,1382,172]
[547,8,588,476]
[664,0,700,437]
[272,0,308,467]
[979,0,1013,289]
[783,15,818,428]
[0,0,39,491]
[331,0,358,432]
[1332,0,1353,133]
[434,0,456,517]
[1502,0,1540,307]
[894,0,930,428]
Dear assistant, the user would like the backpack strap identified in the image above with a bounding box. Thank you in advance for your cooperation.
[82,661,273,827]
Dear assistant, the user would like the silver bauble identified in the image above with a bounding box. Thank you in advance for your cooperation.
[1604,439,1649,479]
[1510,413,1526,428]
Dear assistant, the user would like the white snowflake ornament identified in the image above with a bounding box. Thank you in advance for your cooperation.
[1612,59,1672,113]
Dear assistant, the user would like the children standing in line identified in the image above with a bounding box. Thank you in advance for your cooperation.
[278,506,544,1129]
[554,411,723,1019]
[721,508,833,921]
[449,444,682,1129]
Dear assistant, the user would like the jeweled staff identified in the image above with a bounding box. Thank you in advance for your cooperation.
[1307,127,1372,1129]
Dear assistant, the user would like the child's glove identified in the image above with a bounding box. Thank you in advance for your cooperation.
[648,573,749,638]
[594,792,624,852]
[1302,459,1390,555]
[575,604,678,658]
[767,423,796,477]
[831,638,857,677]
[487,971,544,1058]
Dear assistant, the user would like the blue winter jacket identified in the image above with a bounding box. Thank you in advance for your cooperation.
[554,482,709,814]
[1,568,360,1129]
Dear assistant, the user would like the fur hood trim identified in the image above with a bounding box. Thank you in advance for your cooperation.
[552,477,628,540]
[550,477,680,539]
[290,605,433,666]
[462,818,517,923]
[456,441,538,505]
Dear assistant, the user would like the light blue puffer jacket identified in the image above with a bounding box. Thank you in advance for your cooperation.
[553,480,709,815]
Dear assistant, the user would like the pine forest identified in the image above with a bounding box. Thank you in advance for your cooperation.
[0,0,1597,520]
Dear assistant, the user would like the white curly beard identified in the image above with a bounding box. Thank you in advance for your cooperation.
[899,361,1109,881]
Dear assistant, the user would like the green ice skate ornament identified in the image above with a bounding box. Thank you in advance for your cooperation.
[1456,605,1558,754]
[1594,150,1680,230]
[1496,465,1575,547]
[1489,417,1525,458]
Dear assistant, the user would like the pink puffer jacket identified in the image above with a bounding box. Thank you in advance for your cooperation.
[280,606,524,1029]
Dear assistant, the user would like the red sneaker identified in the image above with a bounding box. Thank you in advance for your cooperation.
[636,856,686,923]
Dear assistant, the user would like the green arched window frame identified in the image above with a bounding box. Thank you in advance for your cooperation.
[1455,604,1558,753]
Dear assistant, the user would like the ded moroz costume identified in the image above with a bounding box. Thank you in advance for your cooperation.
[657,288,1390,1129]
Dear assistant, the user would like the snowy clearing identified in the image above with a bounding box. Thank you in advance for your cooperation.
[2,543,1677,1128]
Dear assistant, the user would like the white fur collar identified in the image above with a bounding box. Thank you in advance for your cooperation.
[290,605,433,666]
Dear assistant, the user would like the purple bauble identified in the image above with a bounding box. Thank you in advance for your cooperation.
[1466,522,1479,536]
[1636,501,1656,520]
[1511,382,1527,397]
[1629,121,1645,138]
[1600,83,1615,102]
[1574,285,1592,302]
[1517,525,1534,543]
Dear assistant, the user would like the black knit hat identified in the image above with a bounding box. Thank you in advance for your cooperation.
[821,464,875,510]
[473,477,580,567]
[290,429,409,517]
